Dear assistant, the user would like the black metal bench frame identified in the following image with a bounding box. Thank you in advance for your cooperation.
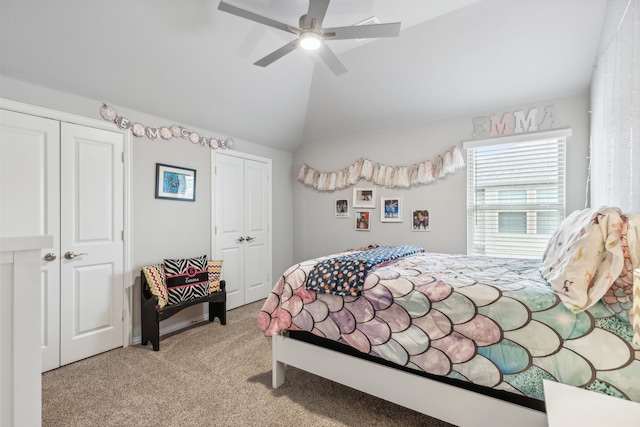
[141,271,226,351]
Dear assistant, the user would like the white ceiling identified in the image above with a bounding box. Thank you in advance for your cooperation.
[0,0,608,152]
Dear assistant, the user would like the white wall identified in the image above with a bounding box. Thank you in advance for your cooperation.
[0,76,294,341]
[292,94,590,262]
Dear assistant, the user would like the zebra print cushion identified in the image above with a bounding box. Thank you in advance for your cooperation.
[163,255,209,305]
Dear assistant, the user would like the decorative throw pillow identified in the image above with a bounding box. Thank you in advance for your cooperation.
[142,264,169,309]
[541,207,625,313]
[163,255,209,305]
[208,259,223,293]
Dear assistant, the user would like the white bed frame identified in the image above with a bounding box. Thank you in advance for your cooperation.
[272,334,547,427]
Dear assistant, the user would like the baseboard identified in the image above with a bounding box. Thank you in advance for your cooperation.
[131,312,209,346]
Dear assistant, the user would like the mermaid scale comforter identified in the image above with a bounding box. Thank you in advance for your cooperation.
[258,251,640,403]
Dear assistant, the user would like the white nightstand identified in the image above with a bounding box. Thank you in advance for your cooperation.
[544,380,640,427]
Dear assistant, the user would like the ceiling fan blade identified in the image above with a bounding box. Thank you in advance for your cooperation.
[316,45,347,76]
[254,40,300,67]
[307,0,330,28]
[218,1,297,34]
[323,22,401,40]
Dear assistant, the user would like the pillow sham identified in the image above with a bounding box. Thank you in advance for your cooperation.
[541,206,625,313]
[142,264,169,309]
[163,255,209,305]
[208,259,223,293]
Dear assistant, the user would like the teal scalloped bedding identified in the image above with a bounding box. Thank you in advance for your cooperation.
[259,251,640,403]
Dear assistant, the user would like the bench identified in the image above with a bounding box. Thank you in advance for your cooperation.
[140,258,227,351]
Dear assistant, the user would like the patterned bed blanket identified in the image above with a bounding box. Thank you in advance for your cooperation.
[305,245,424,296]
[258,251,640,403]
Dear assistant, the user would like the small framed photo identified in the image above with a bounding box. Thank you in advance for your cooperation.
[353,187,376,208]
[335,199,350,218]
[412,209,430,231]
[155,163,196,201]
[355,210,371,231]
[381,197,402,222]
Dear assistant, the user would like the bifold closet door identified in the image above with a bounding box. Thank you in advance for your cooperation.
[214,153,270,310]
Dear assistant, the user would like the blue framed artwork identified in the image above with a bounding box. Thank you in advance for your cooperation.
[155,163,196,201]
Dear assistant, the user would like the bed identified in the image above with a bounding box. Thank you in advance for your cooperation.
[258,207,640,426]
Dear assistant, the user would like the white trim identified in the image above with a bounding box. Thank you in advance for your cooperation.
[272,334,547,427]
[462,128,573,149]
[1,235,53,427]
[0,97,134,348]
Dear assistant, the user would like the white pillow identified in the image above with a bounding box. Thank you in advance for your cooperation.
[541,207,625,313]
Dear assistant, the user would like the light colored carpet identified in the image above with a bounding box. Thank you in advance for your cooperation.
[42,300,454,426]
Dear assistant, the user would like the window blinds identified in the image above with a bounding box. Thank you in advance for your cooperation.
[465,136,566,259]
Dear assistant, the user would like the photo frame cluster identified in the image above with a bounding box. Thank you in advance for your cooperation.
[336,187,430,231]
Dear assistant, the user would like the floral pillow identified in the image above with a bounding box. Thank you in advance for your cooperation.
[541,207,625,313]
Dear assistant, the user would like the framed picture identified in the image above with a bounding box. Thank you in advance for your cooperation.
[355,210,371,231]
[353,187,376,208]
[412,209,430,231]
[381,197,402,222]
[335,199,349,218]
[155,163,196,201]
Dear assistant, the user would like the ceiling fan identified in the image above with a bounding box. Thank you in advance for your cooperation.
[218,0,401,75]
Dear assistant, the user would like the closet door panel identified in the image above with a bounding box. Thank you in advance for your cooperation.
[59,123,124,366]
[215,154,246,309]
[0,109,61,372]
[243,159,270,304]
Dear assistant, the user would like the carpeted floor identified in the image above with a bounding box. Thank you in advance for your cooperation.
[42,300,454,426]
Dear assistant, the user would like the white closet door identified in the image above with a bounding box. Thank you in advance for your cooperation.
[59,123,124,366]
[0,109,61,372]
[214,153,271,310]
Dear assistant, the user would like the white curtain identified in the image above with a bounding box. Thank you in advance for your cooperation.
[590,0,640,212]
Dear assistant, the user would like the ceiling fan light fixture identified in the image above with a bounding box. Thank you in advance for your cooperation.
[299,31,322,50]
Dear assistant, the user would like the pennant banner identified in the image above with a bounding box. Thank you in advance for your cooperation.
[99,103,234,150]
[298,146,465,191]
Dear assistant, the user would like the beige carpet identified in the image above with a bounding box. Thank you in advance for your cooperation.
[42,300,454,426]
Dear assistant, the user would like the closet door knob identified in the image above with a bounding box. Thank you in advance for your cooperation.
[64,251,88,260]
[43,253,57,262]
[246,236,255,242]
[237,236,245,243]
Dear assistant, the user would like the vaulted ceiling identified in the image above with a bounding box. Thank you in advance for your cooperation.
[0,0,608,152]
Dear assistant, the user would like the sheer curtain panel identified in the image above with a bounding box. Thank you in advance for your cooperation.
[590,0,640,211]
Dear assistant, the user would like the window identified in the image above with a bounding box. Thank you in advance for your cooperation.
[464,131,568,259]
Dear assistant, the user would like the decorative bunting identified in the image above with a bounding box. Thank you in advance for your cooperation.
[298,146,465,191]
[99,104,234,150]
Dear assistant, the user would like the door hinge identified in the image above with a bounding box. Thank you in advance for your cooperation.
[121,230,124,240]
[121,152,124,163]
[122,308,125,322]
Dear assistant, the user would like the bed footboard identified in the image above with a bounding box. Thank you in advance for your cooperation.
[271,334,547,427]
